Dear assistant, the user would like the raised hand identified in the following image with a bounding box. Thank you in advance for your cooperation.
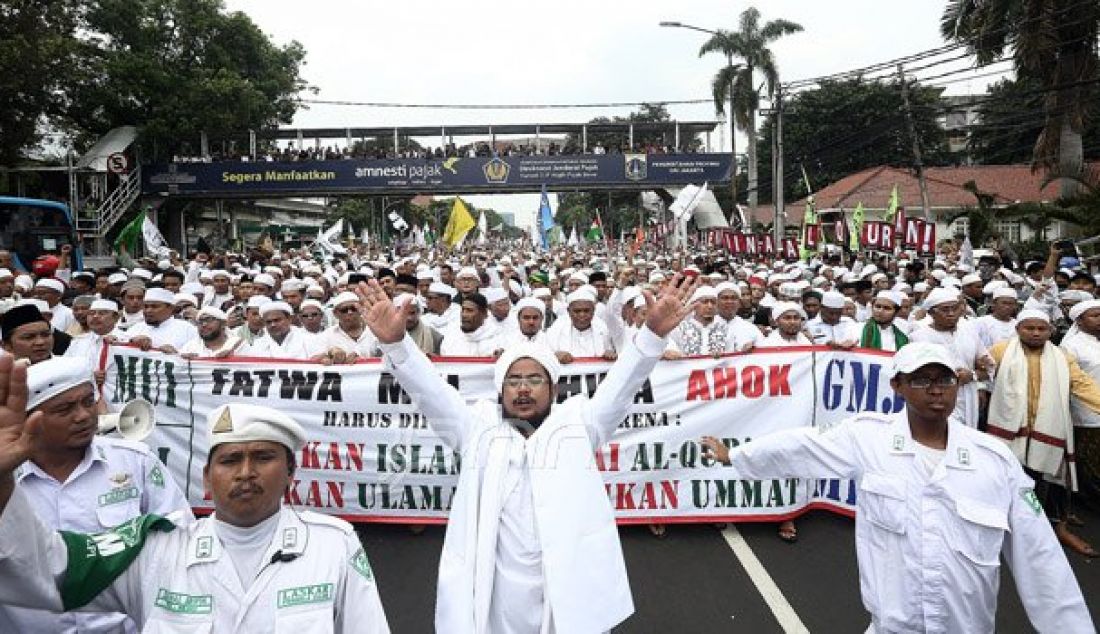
[642,273,703,338]
[0,356,42,475]
[355,280,407,344]
[700,436,732,465]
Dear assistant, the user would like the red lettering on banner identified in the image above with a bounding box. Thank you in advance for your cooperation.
[712,367,738,398]
[686,370,712,401]
[287,479,345,508]
[741,366,765,398]
[768,365,792,396]
[880,223,895,250]
[606,481,680,510]
[595,443,620,472]
[300,441,322,469]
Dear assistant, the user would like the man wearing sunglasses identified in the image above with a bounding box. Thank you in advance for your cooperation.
[357,274,698,634]
[701,342,1091,633]
[314,292,377,364]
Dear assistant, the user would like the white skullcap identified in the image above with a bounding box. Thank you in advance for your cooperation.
[17,298,50,314]
[207,403,306,454]
[649,271,666,283]
[688,287,718,304]
[874,290,903,306]
[992,288,1018,300]
[1060,290,1093,303]
[305,285,325,297]
[568,271,590,284]
[821,291,846,309]
[913,282,930,293]
[180,282,204,295]
[27,357,95,410]
[35,278,66,295]
[860,265,879,278]
[89,299,119,313]
[108,272,128,285]
[493,342,562,394]
[716,281,740,296]
[1016,309,1050,324]
[631,295,646,309]
[259,301,293,317]
[130,269,153,281]
[197,306,227,321]
[198,270,213,281]
[961,273,983,286]
[531,288,551,299]
[930,270,948,281]
[1069,299,1100,322]
[14,275,33,291]
[393,293,423,311]
[416,271,435,281]
[870,273,888,283]
[300,299,325,312]
[332,291,359,307]
[247,296,271,310]
[253,273,276,288]
[983,280,1008,294]
[566,288,597,305]
[0,268,12,279]
[923,287,960,308]
[621,286,643,305]
[144,288,175,305]
[428,282,456,298]
[211,269,230,279]
[771,301,806,321]
[173,293,197,306]
[280,279,306,293]
[515,297,545,316]
[456,266,479,279]
[483,287,509,304]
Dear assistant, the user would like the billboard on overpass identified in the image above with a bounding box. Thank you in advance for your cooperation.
[143,153,733,197]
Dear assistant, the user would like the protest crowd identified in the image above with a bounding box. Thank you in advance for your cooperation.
[0,224,1097,632]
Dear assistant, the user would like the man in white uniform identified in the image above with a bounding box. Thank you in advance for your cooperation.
[64,300,125,389]
[544,287,615,363]
[0,383,391,632]
[701,342,1092,633]
[0,357,193,633]
[358,274,697,634]
[123,288,198,354]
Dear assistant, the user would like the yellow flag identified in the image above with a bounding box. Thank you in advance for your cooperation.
[442,198,476,248]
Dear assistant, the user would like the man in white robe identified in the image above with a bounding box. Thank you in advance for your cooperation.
[544,287,615,363]
[439,293,504,356]
[249,301,324,359]
[122,288,198,354]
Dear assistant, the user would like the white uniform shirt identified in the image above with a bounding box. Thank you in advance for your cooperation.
[0,494,390,633]
[50,303,76,333]
[806,316,858,345]
[124,318,199,351]
[725,412,1092,633]
[543,318,614,357]
[2,436,193,634]
[250,327,325,360]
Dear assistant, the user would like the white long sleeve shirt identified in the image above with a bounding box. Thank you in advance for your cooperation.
[723,412,1092,633]
[543,318,614,357]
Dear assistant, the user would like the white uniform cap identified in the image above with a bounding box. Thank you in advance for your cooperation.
[35,279,65,294]
[923,287,960,308]
[456,266,479,280]
[961,273,983,286]
[253,273,276,288]
[207,404,306,454]
[992,288,1017,300]
[130,269,153,281]
[688,287,718,304]
[1069,299,1100,322]
[715,282,740,296]
[108,273,129,285]
[566,288,597,305]
[514,297,545,316]
[173,293,197,306]
[300,299,325,312]
[483,287,509,304]
[211,270,230,279]
[27,357,95,411]
[428,282,456,298]
[531,288,551,299]
[771,301,806,321]
[892,342,956,375]
[982,280,1008,294]
[90,299,120,313]
[332,292,360,307]
[874,290,903,306]
[1016,309,1050,324]
[493,342,562,394]
[821,291,847,309]
[197,306,227,321]
[144,288,176,305]
[416,271,435,281]
[259,301,293,318]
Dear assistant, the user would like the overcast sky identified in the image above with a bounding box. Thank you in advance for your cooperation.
[223,0,1011,225]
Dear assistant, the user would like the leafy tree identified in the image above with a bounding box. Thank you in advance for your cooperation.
[699,7,802,220]
[64,0,309,159]
[755,78,950,203]
[0,0,79,164]
[564,103,687,152]
[941,0,1100,194]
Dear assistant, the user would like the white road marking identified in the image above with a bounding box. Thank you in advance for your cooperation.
[721,525,810,634]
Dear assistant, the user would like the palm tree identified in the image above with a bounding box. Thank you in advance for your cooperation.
[699,7,802,229]
[941,1,1100,196]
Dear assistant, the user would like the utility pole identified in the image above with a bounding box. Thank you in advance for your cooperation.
[898,63,932,219]
[774,87,785,244]
[727,51,738,227]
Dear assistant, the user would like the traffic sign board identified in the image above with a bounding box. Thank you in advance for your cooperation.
[107,152,130,174]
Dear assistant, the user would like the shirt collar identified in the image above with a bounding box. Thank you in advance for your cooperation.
[15,438,108,484]
[886,413,976,470]
[186,506,306,568]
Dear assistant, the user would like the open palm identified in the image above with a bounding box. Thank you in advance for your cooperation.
[355,281,408,344]
[643,273,703,338]
[0,358,41,474]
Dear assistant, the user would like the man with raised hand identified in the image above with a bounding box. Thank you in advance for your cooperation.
[357,273,697,634]
[701,342,1092,633]
[0,370,390,633]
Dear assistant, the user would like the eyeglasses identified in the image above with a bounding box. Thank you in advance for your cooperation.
[337,306,360,314]
[503,375,549,389]
[905,375,959,389]
[300,312,323,319]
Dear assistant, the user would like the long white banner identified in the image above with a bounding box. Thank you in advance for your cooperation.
[101,346,902,523]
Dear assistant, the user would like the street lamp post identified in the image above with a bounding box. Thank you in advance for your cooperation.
[660,21,739,228]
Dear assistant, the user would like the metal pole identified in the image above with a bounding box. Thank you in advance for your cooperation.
[728,52,737,224]
[898,63,932,220]
[774,87,785,244]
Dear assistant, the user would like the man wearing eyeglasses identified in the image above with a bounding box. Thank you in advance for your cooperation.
[314,292,377,364]
[179,306,247,359]
[701,342,1092,633]
[357,274,698,634]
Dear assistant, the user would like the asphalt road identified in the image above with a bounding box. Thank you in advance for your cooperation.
[357,504,1100,633]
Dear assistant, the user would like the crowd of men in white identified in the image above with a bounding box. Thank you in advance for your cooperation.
[0,238,1098,632]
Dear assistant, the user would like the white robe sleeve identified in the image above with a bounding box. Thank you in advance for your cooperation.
[584,326,665,447]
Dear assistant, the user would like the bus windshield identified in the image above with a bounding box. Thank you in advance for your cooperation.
[0,197,80,271]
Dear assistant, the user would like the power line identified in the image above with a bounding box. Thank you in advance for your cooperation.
[298,98,715,109]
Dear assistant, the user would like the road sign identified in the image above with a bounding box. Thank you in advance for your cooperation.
[107,153,130,174]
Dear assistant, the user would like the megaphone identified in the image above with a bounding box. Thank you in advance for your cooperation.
[98,399,156,442]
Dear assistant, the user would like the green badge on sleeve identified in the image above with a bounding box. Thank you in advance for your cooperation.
[350,547,374,582]
[150,466,165,488]
[1021,488,1043,516]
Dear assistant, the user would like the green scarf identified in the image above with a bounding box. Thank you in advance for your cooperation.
[859,320,909,350]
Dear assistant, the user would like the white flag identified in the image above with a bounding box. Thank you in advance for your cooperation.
[142,215,171,258]
[960,235,974,269]
[567,226,578,247]
[317,219,346,255]
[477,211,488,245]
[669,182,710,221]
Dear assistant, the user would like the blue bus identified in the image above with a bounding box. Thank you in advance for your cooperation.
[0,196,84,271]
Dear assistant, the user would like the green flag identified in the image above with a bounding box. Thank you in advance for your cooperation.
[585,217,604,242]
[882,185,899,224]
[114,212,145,255]
[800,197,817,260]
[850,202,864,252]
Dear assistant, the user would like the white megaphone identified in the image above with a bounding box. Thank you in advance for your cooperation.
[97,399,156,442]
